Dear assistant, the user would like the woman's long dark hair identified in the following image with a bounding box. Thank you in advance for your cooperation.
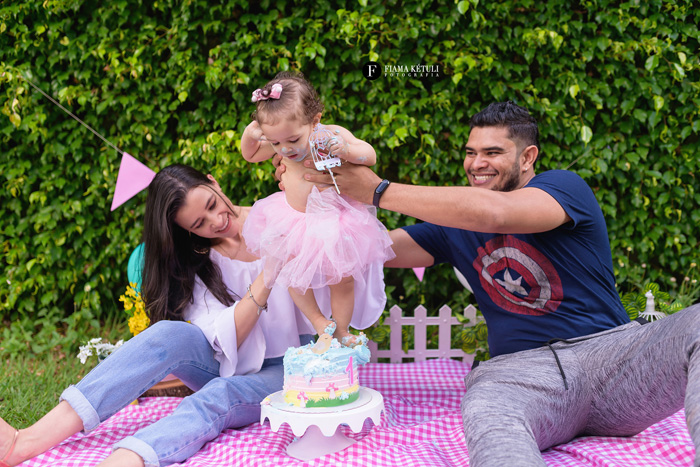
[141,164,237,322]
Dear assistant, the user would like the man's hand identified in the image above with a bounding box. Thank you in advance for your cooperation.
[272,154,286,190]
[303,160,382,205]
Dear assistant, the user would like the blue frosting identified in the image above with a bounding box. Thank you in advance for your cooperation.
[283,338,371,379]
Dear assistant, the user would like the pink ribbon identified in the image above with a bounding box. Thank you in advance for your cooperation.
[251,83,283,102]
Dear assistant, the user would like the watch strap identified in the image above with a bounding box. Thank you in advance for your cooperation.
[373,179,391,208]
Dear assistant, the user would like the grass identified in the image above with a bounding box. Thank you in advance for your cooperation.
[0,351,99,428]
[0,315,130,429]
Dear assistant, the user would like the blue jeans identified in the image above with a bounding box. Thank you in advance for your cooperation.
[61,321,305,466]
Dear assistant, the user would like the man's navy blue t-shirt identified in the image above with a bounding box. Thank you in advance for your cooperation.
[403,170,630,357]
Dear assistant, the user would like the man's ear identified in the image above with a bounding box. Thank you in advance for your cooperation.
[520,145,539,172]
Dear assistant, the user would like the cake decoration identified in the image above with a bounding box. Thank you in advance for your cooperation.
[282,333,370,408]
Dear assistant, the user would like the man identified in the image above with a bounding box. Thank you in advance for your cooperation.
[303,101,699,466]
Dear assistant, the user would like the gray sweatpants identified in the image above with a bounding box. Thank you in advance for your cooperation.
[461,303,700,467]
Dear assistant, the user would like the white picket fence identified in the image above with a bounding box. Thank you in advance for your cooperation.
[368,304,481,365]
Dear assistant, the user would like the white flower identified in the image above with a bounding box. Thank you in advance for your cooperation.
[77,346,93,364]
[77,338,124,364]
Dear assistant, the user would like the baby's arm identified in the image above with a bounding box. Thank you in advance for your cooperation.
[326,124,376,166]
[241,121,277,162]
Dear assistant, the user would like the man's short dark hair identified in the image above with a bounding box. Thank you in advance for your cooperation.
[469,101,540,151]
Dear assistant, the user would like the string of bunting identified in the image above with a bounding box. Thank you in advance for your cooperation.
[19,73,155,211]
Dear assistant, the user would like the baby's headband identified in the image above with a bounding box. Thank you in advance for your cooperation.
[251,83,283,102]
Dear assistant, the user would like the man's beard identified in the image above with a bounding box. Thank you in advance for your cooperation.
[495,159,521,192]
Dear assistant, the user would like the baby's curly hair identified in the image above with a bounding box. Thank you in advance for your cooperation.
[251,71,324,125]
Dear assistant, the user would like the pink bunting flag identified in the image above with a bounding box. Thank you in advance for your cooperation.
[111,152,156,211]
[413,267,425,282]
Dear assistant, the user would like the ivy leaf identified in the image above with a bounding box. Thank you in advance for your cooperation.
[457,1,470,14]
[580,125,592,145]
[568,84,579,99]
[653,95,664,112]
[9,113,21,127]
[673,63,685,78]
[645,54,658,72]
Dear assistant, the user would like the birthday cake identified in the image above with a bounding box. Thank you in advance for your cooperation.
[281,334,370,408]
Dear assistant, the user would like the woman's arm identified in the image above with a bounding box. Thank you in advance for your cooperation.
[233,271,271,345]
[241,121,276,163]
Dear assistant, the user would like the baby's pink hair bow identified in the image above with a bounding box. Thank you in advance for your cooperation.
[251,83,283,102]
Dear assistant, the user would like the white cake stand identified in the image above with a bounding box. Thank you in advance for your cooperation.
[260,387,384,461]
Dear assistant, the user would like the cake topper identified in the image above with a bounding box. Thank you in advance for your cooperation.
[311,333,333,354]
[308,124,342,194]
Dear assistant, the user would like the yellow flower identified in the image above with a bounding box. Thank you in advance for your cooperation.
[128,309,151,336]
[122,284,149,336]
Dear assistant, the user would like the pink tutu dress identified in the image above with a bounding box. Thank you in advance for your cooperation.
[242,186,395,330]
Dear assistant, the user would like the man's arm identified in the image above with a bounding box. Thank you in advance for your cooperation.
[385,229,435,268]
[304,163,570,234]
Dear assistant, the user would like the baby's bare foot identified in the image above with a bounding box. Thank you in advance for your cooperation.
[310,316,336,337]
[336,331,368,348]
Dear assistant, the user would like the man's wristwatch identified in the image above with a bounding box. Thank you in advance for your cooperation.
[373,179,391,208]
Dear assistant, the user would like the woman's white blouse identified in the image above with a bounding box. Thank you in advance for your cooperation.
[183,249,314,377]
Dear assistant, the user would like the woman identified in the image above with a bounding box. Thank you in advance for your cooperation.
[0,164,314,467]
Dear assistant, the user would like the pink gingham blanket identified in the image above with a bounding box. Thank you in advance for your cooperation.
[21,359,695,466]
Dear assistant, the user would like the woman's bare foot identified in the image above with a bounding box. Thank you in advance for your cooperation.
[0,401,84,466]
[97,448,145,467]
[0,417,19,467]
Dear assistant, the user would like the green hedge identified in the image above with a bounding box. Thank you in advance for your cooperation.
[1,0,698,354]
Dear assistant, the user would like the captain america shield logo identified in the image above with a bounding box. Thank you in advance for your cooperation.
[472,235,563,316]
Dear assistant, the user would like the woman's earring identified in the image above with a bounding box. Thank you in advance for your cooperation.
[194,246,210,255]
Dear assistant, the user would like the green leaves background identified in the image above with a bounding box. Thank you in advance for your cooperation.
[1,0,698,354]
